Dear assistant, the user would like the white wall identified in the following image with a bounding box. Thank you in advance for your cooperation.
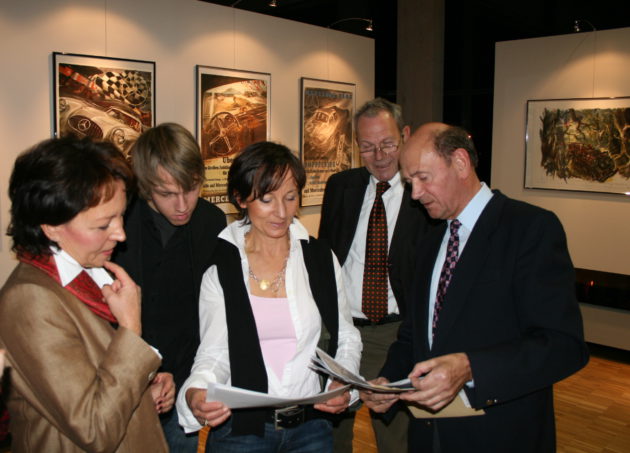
[492,27,630,349]
[0,0,374,283]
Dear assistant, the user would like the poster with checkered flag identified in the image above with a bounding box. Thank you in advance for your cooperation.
[53,52,155,157]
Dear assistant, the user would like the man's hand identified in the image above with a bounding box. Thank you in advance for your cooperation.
[186,387,231,428]
[399,353,472,411]
[314,380,350,414]
[359,377,400,413]
[150,372,175,414]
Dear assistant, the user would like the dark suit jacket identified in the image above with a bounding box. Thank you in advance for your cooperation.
[381,190,589,453]
[318,167,432,317]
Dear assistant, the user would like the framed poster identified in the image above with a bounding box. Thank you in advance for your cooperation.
[300,78,356,206]
[53,52,155,157]
[196,65,271,213]
[525,97,630,195]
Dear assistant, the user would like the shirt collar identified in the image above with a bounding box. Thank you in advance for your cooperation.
[455,182,493,231]
[369,171,402,189]
[51,247,113,288]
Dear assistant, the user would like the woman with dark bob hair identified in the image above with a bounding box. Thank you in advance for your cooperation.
[177,142,361,452]
[0,137,170,453]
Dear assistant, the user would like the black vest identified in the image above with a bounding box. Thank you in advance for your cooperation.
[212,236,339,436]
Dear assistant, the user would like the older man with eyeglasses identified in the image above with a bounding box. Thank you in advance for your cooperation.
[318,98,434,453]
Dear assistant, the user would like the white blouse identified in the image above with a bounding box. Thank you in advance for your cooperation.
[176,218,362,432]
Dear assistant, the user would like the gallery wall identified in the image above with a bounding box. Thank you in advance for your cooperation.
[492,27,630,349]
[0,0,374,283]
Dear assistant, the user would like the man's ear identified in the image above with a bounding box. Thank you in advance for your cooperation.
[452,148,472,176]
[401,125,411,143]
[40,224,60,242]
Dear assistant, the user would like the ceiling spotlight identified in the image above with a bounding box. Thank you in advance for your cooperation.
[573,19,596,33]
[269,0,277,7]
[328,17,374,33]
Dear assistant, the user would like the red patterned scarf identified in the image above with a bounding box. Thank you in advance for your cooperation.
[18,253,117,323]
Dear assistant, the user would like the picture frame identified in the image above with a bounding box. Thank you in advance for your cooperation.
[196,65,271,213]
[300,77,356,207]
[524,97,630,195]
[52,52,155,157]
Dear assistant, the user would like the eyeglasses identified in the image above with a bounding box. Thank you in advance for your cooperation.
[358,139,401,155]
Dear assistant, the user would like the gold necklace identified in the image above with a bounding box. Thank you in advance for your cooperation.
[248,256,288,294]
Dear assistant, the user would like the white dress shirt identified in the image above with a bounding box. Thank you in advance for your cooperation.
[427,183,494,347]
[176,218,362,433]
[52,247,113,288]
[342,172,404,319]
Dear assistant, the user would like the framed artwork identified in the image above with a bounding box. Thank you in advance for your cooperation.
[196,65,271,213]
[300,77,356,206]
[525,97,630,195]
[53,52,155,157]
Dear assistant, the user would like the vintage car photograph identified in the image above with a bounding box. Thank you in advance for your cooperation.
[200,80,268,159]
[58,96,145,156]
[53,53,155,156]
[303,105,351,167]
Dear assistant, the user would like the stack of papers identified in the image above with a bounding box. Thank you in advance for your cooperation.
[311,348,414,393]
[206,382,350,409]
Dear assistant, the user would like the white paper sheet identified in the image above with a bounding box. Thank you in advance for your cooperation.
[206,382,351,409]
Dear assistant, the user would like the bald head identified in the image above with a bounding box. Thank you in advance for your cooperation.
[400,122,481,220]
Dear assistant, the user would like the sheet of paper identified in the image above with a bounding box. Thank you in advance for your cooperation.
[407,389,485,418]
[206,382,350,409]
[311,348,414,393]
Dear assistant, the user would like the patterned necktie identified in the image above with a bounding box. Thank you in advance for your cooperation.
[432,219,461,338]
[362,181,391,323]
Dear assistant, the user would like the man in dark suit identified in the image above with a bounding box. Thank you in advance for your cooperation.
[361,122,589,452]
[114,123,226,452]
[319,98,432,452]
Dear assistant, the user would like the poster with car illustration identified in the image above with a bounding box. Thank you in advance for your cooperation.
[525,97,630,195]
[300,78,355,206]
[53,52,155,157]
[196,66,270,213]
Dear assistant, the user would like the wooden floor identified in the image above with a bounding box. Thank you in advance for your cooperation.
[352,344,630,453]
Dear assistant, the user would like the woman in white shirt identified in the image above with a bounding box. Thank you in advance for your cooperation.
[177,142,361,452]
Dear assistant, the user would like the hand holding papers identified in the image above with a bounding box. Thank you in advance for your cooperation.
[311,348,414,393]
[312,348,484,418]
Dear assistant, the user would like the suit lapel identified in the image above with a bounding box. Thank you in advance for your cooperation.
[337,170,369,263]
[389,188,413,262]
[432,193,506,349]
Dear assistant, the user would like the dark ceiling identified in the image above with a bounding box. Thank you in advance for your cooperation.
[200,0,629,182]
[199,0,628,98]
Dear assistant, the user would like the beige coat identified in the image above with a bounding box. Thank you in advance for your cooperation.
[0,263,168,453]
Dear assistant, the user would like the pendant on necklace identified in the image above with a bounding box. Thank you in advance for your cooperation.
[259,280,271,291]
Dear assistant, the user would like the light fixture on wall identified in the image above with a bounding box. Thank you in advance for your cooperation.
[269,0,278,7]
[328,18,373,32]
[573,19,596,33]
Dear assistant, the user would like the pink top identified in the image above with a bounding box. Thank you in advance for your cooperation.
[249,295,298,380]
